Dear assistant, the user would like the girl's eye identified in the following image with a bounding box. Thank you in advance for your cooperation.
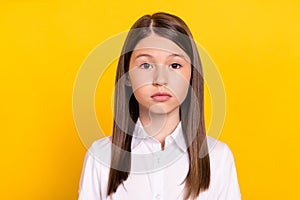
[140,63,153,69]
[170,63,182,69]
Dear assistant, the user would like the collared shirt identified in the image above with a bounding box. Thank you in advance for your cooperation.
[78,119,241,200]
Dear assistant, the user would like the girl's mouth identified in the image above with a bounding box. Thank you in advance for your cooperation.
[151,92,172,102]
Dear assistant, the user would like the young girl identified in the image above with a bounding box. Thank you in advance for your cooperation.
[78,12,241,200]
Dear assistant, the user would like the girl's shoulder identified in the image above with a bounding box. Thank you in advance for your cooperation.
[89,136,233,156]
[207,136,231,153]
[86,136,236,167]
[90,136,112,150]
[206,136,236,167]
[87,136,113,168]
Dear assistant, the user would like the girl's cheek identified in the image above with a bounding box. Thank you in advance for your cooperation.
[168,71,190,102]
[128,69,154,90]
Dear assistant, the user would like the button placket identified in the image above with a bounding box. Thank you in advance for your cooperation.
[151,171,164,200]
[151,150,164,200]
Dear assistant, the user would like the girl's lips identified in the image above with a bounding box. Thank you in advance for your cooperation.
[151,92,172,102]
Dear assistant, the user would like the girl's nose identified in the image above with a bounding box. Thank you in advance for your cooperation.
[153,65,168,86]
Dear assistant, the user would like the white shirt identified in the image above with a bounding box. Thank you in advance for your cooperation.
[78,120,241,200]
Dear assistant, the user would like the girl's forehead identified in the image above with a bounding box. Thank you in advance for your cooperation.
[133,34,190,62]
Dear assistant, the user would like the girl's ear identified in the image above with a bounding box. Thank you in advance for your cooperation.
[125,74,132,86]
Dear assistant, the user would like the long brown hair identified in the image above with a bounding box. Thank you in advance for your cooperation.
[107,12,210,199]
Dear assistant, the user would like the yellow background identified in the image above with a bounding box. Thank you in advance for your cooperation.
[1,0,299,199]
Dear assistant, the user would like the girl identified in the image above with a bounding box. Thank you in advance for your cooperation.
[78,12,241,200]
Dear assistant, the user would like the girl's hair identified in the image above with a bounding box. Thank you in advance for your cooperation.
[108,12,210,199]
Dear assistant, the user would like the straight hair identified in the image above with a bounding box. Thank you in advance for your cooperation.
[107,12,210,200]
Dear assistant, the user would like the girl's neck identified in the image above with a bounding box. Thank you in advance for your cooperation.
[138,107,180,149]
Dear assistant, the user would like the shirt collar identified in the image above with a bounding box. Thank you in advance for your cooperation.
[131,118,188,152]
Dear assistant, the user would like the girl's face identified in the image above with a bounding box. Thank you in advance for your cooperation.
[128,34,192,115]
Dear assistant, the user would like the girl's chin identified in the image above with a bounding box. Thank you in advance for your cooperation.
[145,104,180,115]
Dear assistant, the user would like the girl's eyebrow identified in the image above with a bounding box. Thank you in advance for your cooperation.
[167,53,187,60]
[133,53,188,60]
[134,53,153,59]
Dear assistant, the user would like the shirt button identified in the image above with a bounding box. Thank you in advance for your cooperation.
[156,157,160,164]
[155,194,161,199]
